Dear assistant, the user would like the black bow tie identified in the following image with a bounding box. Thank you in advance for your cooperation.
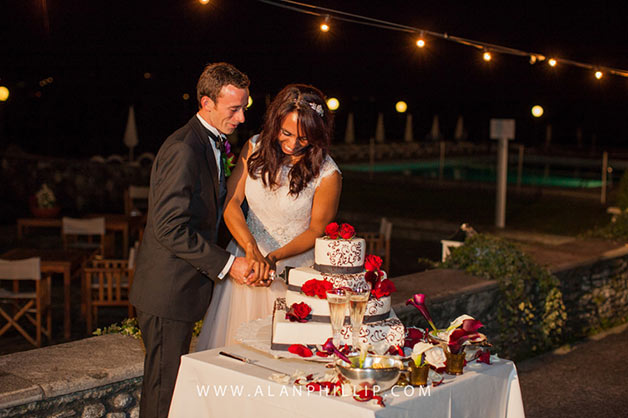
[206,130,226,153]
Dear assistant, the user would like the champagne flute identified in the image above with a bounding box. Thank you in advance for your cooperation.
[326,288,349,347]
[349,283,371,349]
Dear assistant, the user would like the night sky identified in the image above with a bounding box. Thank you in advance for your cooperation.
[2,0,628,157]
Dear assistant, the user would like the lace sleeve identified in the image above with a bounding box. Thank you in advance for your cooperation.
[315,155,341,188]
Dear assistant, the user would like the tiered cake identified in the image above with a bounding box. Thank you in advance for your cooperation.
[271,234,404,351]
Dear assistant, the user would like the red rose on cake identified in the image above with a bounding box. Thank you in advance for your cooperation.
[325,222,340,239]
[286,302,312,323]
[364,254,383,271]
[372,278,396,299]
[302,278,333,299]
[339,223,355,239]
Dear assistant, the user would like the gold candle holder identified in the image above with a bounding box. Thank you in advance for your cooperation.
[408,361,430,386]
[445,350,465,375]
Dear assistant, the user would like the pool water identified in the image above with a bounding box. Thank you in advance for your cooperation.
[340,159,604,188]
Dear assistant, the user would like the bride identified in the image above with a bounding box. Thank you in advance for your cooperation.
[195,84,342,350]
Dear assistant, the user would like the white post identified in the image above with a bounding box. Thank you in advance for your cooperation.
[601,151,608,205]
[490,119,515,229]
[496,137,509,228]
[439,141,445,182]
[517,144,524,189]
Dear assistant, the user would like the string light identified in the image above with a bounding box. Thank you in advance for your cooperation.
[257,0,628,82]
[0,86,9,102]
[595,70,603,79]
[416,31,425,48]
[247,96,253,108]
[326,97,339,110]
[395,101,407,113]
[199,0,210,4]
[320,15,330,32]
[531,105,544,118]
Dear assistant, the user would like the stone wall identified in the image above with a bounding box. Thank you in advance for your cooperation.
[0,153,151,221]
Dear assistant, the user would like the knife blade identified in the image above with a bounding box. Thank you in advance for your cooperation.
[219,351,289,375]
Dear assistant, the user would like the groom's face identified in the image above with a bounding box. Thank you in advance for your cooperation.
[204,84,249,135]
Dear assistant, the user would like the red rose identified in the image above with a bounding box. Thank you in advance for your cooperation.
[339,223,355,239]
[302,279,333,299]
[286,302,312,322]
[372,278,396,299]
[364,254,383,271]
[288,344,313,357]
[325,222,340,239]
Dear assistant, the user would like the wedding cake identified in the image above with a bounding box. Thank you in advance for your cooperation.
[270,223,404,351]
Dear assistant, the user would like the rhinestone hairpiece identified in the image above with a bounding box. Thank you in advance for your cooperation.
[308,102,324,118]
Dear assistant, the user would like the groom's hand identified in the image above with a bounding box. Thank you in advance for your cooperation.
[228,257,255,285]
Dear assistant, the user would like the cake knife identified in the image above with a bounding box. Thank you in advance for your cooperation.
[219,351,289,375]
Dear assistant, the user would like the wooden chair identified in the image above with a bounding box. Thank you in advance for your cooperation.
[124,185,149,216]
[62,216,107,257]
[0,257,52,347]
[83,258,135,333]
[363,217,393,272]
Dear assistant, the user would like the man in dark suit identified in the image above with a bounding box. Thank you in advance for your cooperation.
[130,62,266,418]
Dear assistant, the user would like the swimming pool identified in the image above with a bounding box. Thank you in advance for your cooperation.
[340,158,604,188]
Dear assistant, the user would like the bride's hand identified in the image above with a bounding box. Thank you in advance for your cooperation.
[265,251,278,271]
[244,243,271,286]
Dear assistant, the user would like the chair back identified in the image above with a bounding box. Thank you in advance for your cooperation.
[124,186,149,216]
[62,217,106,256]
[0,257,41,280]
[0,257,51,347]
[83,259,135,332]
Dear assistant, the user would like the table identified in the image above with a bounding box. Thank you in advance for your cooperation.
[1,248,92,339]
[169,344,525,418]
[17,214,145,256]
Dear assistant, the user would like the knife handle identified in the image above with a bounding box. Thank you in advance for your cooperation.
[219,351,248,363]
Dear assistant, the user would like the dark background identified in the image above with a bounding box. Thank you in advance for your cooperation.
[2,0,628,157]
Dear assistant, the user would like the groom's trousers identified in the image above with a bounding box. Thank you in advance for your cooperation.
[136,309,195,418]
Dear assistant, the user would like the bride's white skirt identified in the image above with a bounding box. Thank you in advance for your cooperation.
[195,241,313,351]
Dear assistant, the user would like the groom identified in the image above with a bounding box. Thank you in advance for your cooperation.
[130,62,263,418]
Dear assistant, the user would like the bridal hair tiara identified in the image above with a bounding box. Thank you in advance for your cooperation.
[308,102,324,118]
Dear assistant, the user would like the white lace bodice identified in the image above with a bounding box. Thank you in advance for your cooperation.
[241,135,340,271]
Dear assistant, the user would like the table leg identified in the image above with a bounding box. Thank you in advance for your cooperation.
[64,266,71,340]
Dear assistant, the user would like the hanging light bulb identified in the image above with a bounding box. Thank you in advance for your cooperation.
[416,31,426,48]
[595,70,603,79]
[326,97,339,110]
[482,49,492,62]
[199,0,210,4]
[529,55,537,65]
[320,15,331,32]
[247,96,253,108]
[548,58,557,67]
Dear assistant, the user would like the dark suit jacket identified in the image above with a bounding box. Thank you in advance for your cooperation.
[130,116,231,322]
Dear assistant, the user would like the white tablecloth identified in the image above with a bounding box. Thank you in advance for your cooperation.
[169,344,525,418]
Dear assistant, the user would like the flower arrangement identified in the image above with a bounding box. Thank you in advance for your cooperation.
[222,141,236,177]
[324,222,355,239]
[35,184,56,208]
[364,254,396,299]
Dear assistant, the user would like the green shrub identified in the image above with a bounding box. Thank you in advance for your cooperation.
[583,212,628,241]
[93,317,203,339]
[441,234,567,359]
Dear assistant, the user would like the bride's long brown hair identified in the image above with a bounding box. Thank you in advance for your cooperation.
[247,84,334,196]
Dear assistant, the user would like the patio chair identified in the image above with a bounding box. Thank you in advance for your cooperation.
[0,257,52,347]
[83,258,135,332]
[363,217,393,273]
[62,216,107,256]
[124,185,149,216]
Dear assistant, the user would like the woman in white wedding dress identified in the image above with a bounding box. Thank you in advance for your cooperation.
[196,84,342,350]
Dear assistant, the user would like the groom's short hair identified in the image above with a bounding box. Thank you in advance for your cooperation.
[197,62,250,107]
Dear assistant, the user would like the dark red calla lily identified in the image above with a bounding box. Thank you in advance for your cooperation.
[404,327,426,348]
[406,294,438,332]
[323,337,352,364]
[461,318,484,333]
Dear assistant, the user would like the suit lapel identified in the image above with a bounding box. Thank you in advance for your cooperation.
[189,116,220,201]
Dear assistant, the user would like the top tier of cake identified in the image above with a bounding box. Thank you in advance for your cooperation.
[314,237,366,272]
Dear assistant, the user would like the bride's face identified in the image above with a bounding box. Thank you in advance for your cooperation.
[278,111,309,158]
